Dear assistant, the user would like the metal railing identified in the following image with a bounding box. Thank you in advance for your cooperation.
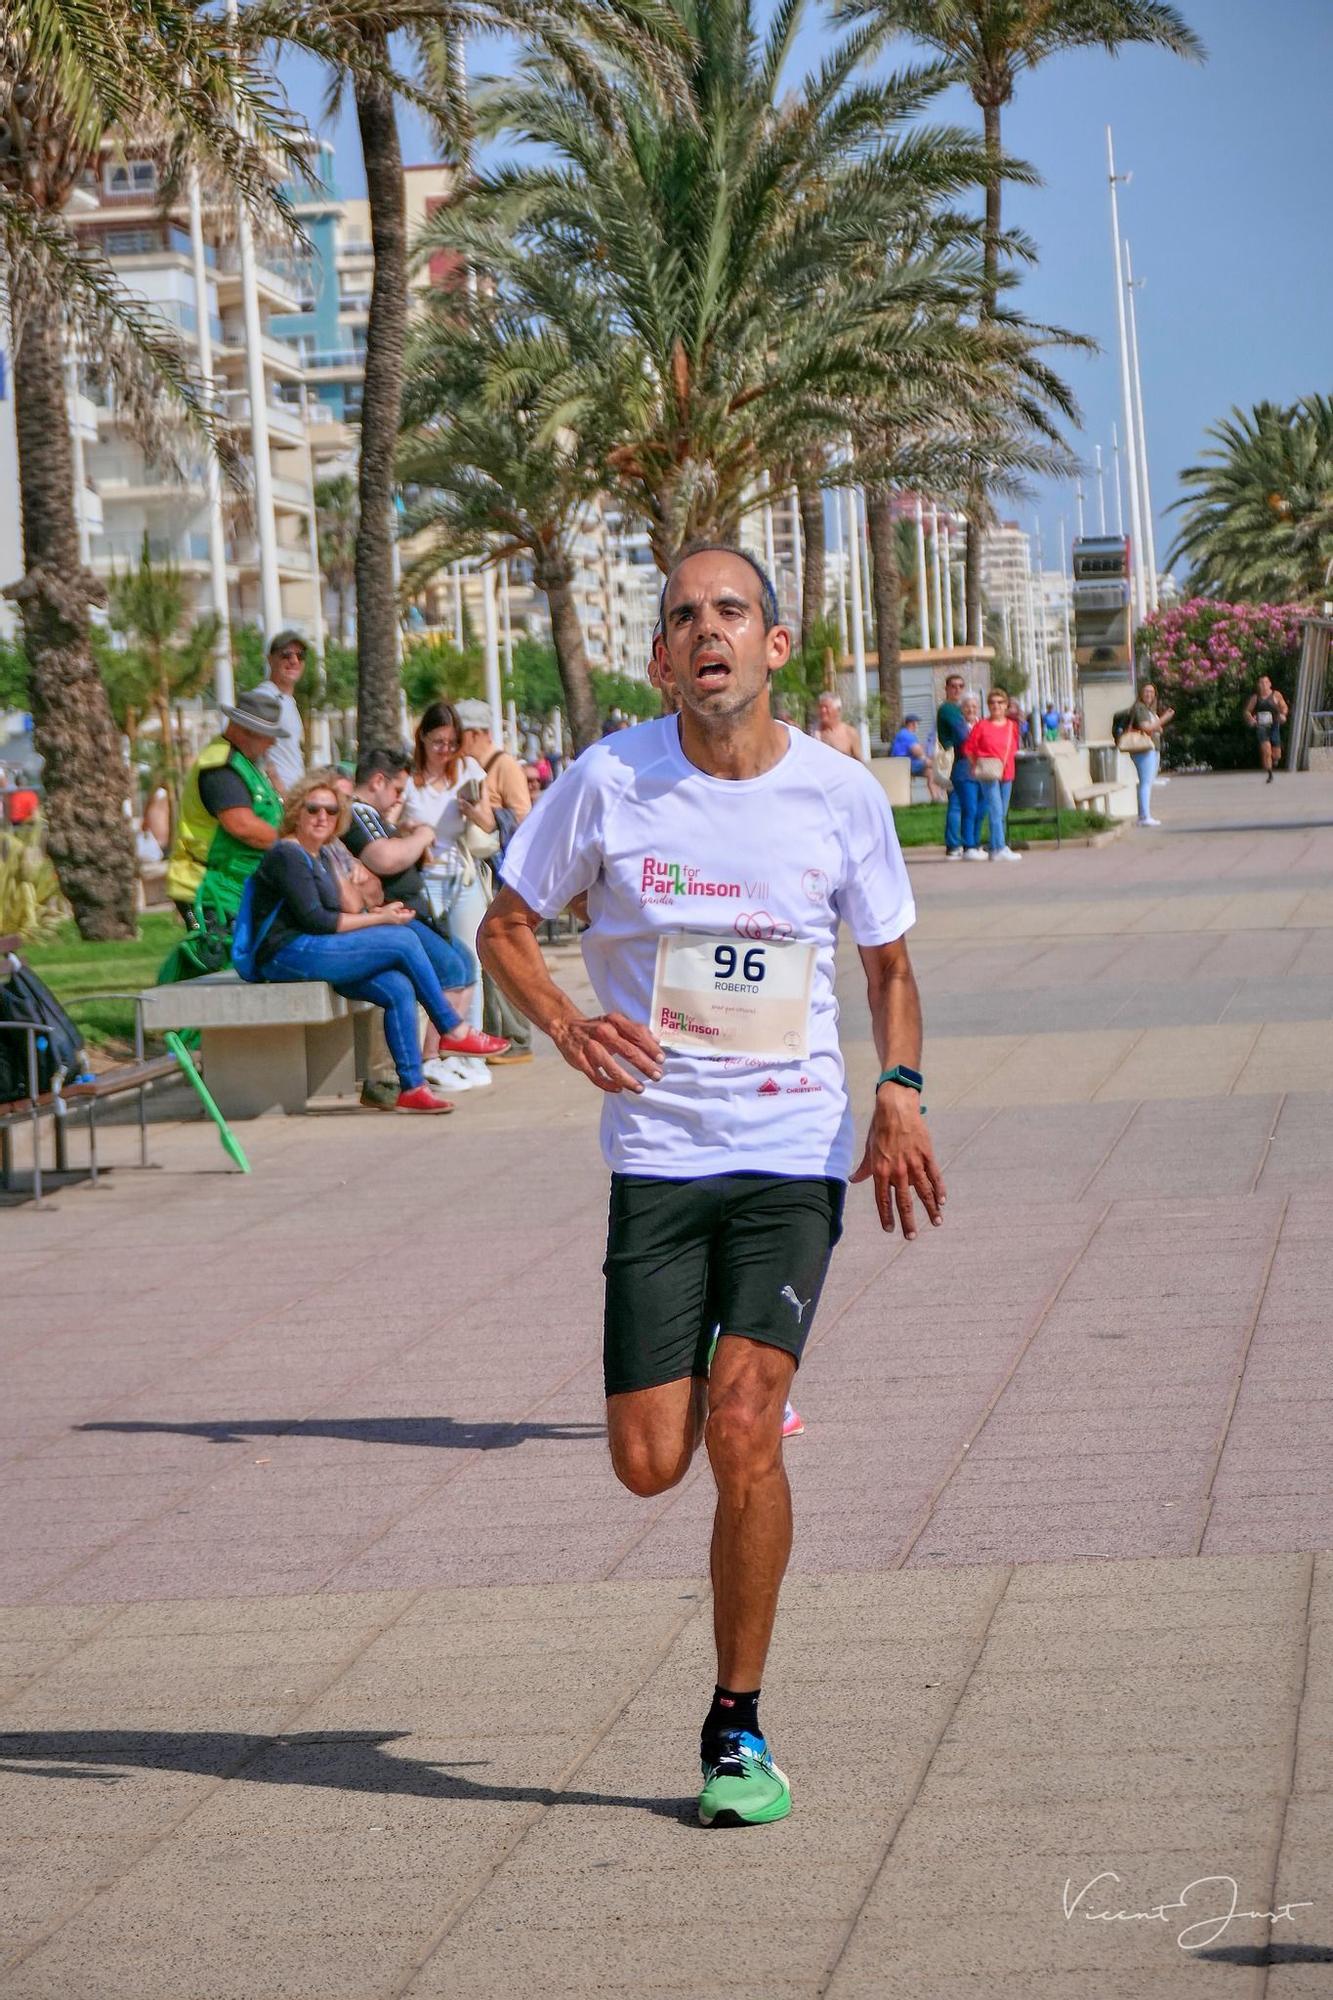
[1310,712,1333,750]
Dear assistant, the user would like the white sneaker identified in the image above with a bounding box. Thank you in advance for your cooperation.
[990,847,1022,862]
[459,1056,492,1089]
[944,849,964,862]
[963,847,988,861]
[1137,816,1162,827]
[423,1056,486,1092]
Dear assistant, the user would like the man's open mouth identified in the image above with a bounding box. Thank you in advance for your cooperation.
[694,655,732,689]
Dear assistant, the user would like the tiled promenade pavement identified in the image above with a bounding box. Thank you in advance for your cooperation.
[3,769,1333,1997]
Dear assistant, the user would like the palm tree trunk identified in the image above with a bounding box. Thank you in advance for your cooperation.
[798,481,826,655]
[964,98,1005,648]
[354,46,408,750]
[540,566,600,754]
[866,489,902,737]
[7,299,135,939]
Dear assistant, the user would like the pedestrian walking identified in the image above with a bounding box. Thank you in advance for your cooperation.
[481,545,944,1828]
[963,688,1022,862]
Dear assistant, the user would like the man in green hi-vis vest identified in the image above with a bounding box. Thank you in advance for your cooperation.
[167,686,287,926]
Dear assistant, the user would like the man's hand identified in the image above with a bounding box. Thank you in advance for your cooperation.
[550,1014,664,1094]
[850,1086,946,1239]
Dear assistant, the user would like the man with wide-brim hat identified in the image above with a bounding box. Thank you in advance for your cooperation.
[166,686,287,925]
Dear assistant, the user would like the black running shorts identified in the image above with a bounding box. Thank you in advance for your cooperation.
[1256,720,1282,748]
[602,1172,845,1398]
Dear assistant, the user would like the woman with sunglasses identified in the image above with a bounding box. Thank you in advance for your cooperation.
[248,771,473,1113]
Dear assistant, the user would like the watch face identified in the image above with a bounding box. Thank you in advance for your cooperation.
[884,1066,923,1090]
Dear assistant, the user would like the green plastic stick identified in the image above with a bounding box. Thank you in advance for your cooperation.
[164,1031,251,1173]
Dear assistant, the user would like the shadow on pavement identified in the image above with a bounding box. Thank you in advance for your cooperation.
[1197,1945,1333,1966]
[0,1730,693,1822]
[75,1417,605,1450]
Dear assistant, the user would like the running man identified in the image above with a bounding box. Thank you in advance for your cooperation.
[1245,675,1289,783]
[480,546,944,1828]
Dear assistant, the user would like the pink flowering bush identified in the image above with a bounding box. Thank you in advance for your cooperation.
[1138,599,1306,768]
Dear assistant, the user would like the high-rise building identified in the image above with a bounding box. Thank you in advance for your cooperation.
[69,146,321,637]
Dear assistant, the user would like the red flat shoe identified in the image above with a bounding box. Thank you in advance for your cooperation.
[436,1028,511,1059]
[396,1085,455,1114]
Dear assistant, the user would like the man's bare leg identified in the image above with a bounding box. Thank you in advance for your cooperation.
[706,1335,796,1688]
[606,1375,707,1499]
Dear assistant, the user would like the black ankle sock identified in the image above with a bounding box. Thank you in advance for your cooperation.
[702,1684,760,1760]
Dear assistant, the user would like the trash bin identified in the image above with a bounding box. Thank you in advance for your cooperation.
[1088,743,1118,785]
[1010,751,1057,811]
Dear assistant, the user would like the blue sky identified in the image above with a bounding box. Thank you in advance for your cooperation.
[283,0,1333,582]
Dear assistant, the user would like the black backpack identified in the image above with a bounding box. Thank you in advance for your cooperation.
[0,956,86,1102]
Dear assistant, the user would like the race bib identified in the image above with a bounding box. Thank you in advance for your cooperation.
[650,930,816,1060]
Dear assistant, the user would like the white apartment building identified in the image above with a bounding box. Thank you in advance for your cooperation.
[71,151,321,638]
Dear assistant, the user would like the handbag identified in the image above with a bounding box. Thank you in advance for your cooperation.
[932,744,955,783]
[1118,729,1153,753]
[462,820,501,860]
[973,755,1004,783]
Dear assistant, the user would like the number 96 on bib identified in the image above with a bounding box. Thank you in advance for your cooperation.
[650,930,816,1061]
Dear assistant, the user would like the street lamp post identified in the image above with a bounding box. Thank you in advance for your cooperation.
[1123,240,1159,613]
[1107,126,1146,626]
[187,170,233,705]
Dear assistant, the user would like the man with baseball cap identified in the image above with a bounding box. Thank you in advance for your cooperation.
[255,629,309,793]
[166,686,286,924]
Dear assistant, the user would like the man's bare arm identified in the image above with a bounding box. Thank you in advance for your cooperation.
[479,886,664,1094]
[359,821,435,876]
[848,937,945,1239]
[216,805,279,850]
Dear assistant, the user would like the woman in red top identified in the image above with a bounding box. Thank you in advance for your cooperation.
[964,686,1022,863]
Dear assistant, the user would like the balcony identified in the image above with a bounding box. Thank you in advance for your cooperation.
[303,348,366,376]
[213,245,305,311]
[92,532,213,567]
[222,393,308,444]
[216,326,304,375]
[271,475,314,511]
[230,539,313,576]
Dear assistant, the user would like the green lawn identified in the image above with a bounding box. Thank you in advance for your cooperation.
[892,803,1111,849]
[25,914,180,1051]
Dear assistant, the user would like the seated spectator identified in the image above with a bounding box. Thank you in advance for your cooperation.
[345,747,496,1094]
[889,714,946,803]
[454,700,534,1066]
[166,687,285,927]
[523,764,547,806]
[246,772,509,1114]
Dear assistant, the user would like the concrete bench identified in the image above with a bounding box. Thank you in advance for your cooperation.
[1071,783,1119,813]
[139,973,376,1118]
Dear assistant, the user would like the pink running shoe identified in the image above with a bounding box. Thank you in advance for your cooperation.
[782,1402,805,1438]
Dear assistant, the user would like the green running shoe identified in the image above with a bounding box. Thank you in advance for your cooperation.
[698,1730,791,1827]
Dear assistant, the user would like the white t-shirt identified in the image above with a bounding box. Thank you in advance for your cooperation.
[501,717,915,1180]
[255,681,305,793]
[404,758,487,843]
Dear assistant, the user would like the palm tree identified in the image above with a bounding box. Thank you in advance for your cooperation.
[446,0,1018,571]
[837,0,1204,639]
[400,273,646,752]
[0,0,338,936]
[265,0,684,753]
[1166,397,1333,603]
[315,474,359,643]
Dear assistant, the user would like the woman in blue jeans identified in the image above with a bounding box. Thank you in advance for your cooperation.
[1121,682,1175,827]
[249,772,509,1113]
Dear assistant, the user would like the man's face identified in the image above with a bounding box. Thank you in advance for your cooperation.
[459,727,487,761]
[228,725,273,765]
[659,553,789,722]
[269,642,305,695]
[945,677,964,703]
[364,768,405,814]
